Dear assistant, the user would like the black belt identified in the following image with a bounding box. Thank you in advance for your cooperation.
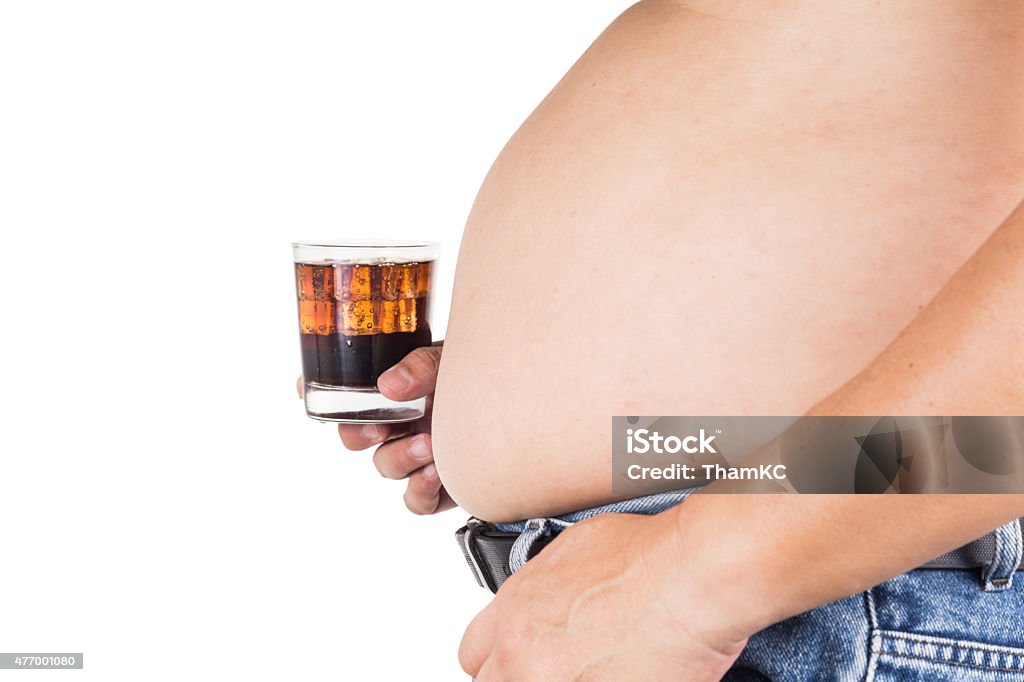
[456,517,1024,594]
[456,519,531,593]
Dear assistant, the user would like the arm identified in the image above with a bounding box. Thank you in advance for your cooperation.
[671,495,1024,645]
[460,199,1024,679]
[810,198,1024,417]
[669,197,1024,644]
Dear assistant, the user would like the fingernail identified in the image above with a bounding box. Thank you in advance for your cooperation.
[422,463,437,480]
[362,424,383,443]
[409,435,431,461]
[378,366,412,393]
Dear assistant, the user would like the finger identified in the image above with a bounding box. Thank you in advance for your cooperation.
[373,433,433,480]
[402,463,445,514]
[377,345,443,401]
[296,376,302,398]
[459,602,500,677]
[435,487,458,513]
[337,421,412,451]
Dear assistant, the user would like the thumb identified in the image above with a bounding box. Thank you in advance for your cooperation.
[377,342,443,401]
[459,601,499,678]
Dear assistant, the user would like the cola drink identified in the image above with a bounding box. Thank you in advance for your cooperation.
[292,240,438,423]
[295,261,433,389]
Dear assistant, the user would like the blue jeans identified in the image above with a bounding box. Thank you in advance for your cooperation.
[496,490,1024,681]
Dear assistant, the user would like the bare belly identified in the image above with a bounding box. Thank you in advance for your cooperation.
[432,0,1024,522]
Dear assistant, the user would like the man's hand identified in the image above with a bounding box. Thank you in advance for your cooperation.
[459,511,747,681]
[304,341,455,514]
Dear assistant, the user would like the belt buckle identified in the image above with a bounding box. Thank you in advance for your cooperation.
[455,517,490,590]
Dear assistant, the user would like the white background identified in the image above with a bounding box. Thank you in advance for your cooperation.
[0,1,633,679]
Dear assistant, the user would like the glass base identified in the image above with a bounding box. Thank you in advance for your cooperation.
[303,381,425,423]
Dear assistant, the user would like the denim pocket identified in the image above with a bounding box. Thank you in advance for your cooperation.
[868,568,1024,681]
[869,630,1024,681]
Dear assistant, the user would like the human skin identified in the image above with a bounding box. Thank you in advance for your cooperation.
[432,0,1024,521]
[341,0,1023,517]
[326,0,1024,678]
[346,197,1024,679]
[455,198,1024,679]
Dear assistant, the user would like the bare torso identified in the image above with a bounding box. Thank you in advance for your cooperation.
[432,0,1024,522]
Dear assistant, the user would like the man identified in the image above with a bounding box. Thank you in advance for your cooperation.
[337,1,1024,678]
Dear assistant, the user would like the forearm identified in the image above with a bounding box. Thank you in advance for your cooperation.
[667,493,1024,644]
[665,199,1024,643]
[811,198,1024,416]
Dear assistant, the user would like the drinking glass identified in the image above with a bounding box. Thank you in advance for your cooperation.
[293,240,438,422]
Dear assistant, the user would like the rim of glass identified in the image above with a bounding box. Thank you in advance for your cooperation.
[292,239,438,249]
[293,239,439,264]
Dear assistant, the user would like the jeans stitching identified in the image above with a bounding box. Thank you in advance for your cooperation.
[881,630,1024,657]
[875,630,1024,673]
[875,650,1024,675]
[864,589,880,682]
[984,520,1024,590]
